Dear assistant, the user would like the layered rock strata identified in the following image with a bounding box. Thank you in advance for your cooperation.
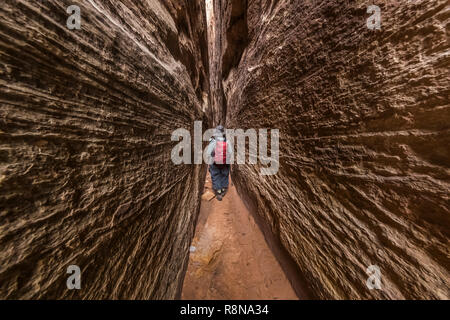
[0,0,209,299]
[217,0,449,299]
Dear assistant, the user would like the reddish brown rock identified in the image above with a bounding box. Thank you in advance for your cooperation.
[0,0,209,299]
[214,0,450,299]
[1,0,449,301]
[206,0,225,125]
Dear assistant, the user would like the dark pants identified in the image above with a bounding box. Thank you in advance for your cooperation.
[209,164,230,191]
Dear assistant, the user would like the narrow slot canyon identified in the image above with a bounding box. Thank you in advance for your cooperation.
[182,0,300,300]
[0,0,449,301]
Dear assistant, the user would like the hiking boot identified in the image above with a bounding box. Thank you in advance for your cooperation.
[216,194,223,201]
[221,188,228,197]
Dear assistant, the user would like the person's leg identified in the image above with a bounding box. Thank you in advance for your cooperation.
[222,165,230,189]
[210,164,224,200]
[209,164,221,192]
[219,165,230,193]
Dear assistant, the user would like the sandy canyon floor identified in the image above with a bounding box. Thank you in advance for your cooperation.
[182,174,297,300]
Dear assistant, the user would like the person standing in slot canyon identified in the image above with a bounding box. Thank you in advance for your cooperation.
[206,125,231,201]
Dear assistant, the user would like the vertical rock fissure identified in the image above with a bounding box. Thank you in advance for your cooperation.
[195,0,308,299]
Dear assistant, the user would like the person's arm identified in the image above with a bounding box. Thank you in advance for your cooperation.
[206,138,216,164]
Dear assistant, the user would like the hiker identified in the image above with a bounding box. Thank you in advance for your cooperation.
[207,125,231,201]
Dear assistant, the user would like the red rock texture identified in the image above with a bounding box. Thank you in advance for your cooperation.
[1,0,449,301]
[206,0,225,126]
[0,0,209,299]
[215,0,450,299]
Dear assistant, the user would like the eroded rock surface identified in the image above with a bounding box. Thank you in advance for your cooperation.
[0,0,209,299]
[206,0,225,125]
[217,0,449,299]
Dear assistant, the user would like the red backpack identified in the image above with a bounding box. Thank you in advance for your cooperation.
[214,141,227,164]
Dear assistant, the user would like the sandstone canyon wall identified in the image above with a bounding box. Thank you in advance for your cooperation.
[206,0,225,126]
[219,0,449,299]
[0,0,209,299]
